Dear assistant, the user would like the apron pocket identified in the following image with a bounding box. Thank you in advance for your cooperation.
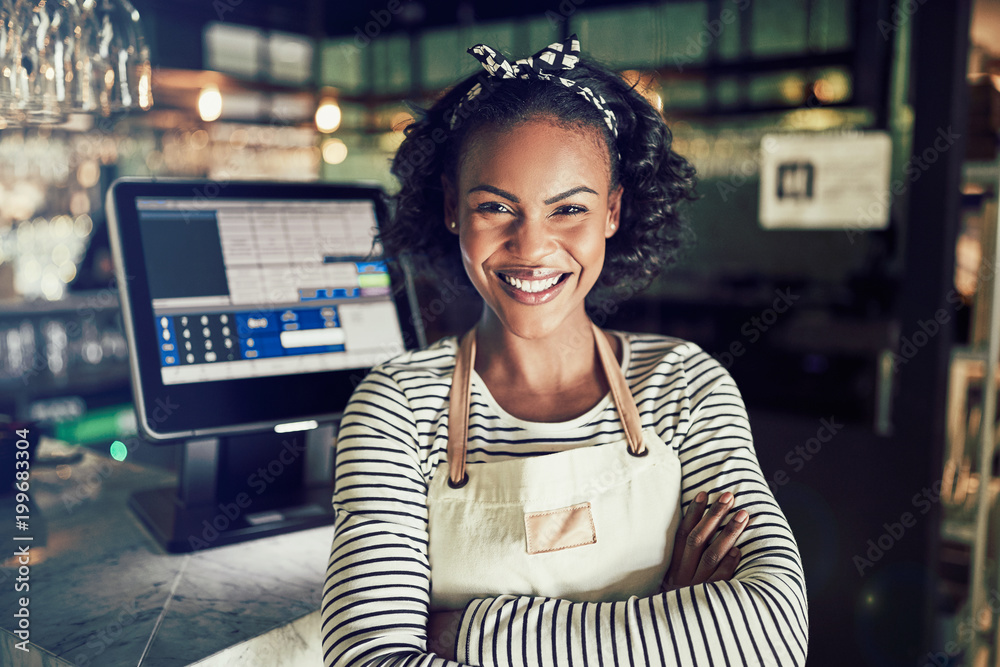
[524,501,597,554]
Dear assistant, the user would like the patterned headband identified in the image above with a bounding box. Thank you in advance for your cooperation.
[446,34,619,140]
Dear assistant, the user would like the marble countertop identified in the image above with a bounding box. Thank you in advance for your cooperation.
[0,438,332,667]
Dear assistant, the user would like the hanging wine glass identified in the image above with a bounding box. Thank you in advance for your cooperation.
[12,0,81,124]
[76,0,152,116]
[0,0,22,123]
[0,0,12,94]
[73,0,98,113]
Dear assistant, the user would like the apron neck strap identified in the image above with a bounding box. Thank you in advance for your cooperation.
[447,323,646,486]
[589,321,646,456]
[447,328,477,487]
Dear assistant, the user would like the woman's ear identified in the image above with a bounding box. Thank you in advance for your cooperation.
[606,184,623,238]
[441,174,459,235]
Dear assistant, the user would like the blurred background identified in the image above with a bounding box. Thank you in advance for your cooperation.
[0,0,998,665]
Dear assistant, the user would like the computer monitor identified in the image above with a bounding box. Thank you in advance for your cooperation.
[106,179,422,552]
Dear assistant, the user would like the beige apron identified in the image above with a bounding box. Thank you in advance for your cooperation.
[427,322,682,611]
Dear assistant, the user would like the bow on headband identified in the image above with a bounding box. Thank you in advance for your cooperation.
[447,34,619,139]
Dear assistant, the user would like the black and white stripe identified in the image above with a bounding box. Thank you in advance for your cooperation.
[322,332,809,666]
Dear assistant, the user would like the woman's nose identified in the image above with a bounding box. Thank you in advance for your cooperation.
[505,216,555,262]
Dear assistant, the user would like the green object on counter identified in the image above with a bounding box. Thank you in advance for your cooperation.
[110,440,128,461]
[54,404,137,445]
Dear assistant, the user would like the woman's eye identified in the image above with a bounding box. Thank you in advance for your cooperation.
[554,205,588,216]
[476,202,513,215]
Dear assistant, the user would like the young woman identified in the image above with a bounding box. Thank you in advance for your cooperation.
[322,36,808,667]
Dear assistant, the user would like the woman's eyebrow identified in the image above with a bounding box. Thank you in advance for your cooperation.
[466,185,599,204]
[467,185,519,202]
[544,186,598,204]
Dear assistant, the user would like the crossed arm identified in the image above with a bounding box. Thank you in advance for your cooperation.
[321,359,808,667]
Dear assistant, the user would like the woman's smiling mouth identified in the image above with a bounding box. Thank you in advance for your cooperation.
[495,270,571,304]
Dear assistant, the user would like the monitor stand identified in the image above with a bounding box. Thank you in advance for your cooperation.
[129,424,337,553]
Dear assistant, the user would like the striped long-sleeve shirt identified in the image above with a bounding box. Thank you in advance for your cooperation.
[321,331,808,666]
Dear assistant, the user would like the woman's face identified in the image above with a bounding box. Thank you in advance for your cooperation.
[443,116,622,340]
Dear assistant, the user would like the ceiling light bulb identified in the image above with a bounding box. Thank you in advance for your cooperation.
[315,98,341,133]
[321,138,348,164]
[198,86,223,122]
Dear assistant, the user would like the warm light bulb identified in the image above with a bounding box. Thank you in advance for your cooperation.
[138,66,152,110]
[198,86,223,122]
[813,70,851,104]
[321,138,348,164]
[779,74,807,104]
[315,98,341,133]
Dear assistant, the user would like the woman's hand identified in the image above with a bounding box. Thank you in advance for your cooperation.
[661,491,749,592]
[427,609,463,661]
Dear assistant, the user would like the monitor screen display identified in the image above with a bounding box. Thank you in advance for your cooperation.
[107,180,420,440]
[136,197,405,386]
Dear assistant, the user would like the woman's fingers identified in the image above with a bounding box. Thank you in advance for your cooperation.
[670,491,707,575]
[692,508,749,583]
[663,492,707,590]
[673,492,735,585]
[706,547,741,583]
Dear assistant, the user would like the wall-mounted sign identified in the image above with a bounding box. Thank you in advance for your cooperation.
[759,132,893,230]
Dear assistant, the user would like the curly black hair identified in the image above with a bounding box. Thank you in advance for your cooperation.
[379,48,697,311]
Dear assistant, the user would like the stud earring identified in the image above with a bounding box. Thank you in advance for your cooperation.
[450,221,457,229]
[610,223,616,230]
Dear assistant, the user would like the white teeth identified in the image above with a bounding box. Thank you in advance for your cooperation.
[501,274,562,293]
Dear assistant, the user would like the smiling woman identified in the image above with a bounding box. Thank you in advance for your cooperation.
[442,119,625,421]
[446,121,618,333]
[321,35,808,667]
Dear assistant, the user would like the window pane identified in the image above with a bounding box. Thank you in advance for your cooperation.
[715,76,743,108]
[571,6,663,68]
[372,34,411,94]
[420,28,463,88]
[322,39,363,92]
[663,79,708,110]
[717,2,747,61]
[205,23,262,78]
[526,16,559,53]
[460,21,517,59]
[660,2,711,71]
[811,0,853,51]
[750,0,809,57]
